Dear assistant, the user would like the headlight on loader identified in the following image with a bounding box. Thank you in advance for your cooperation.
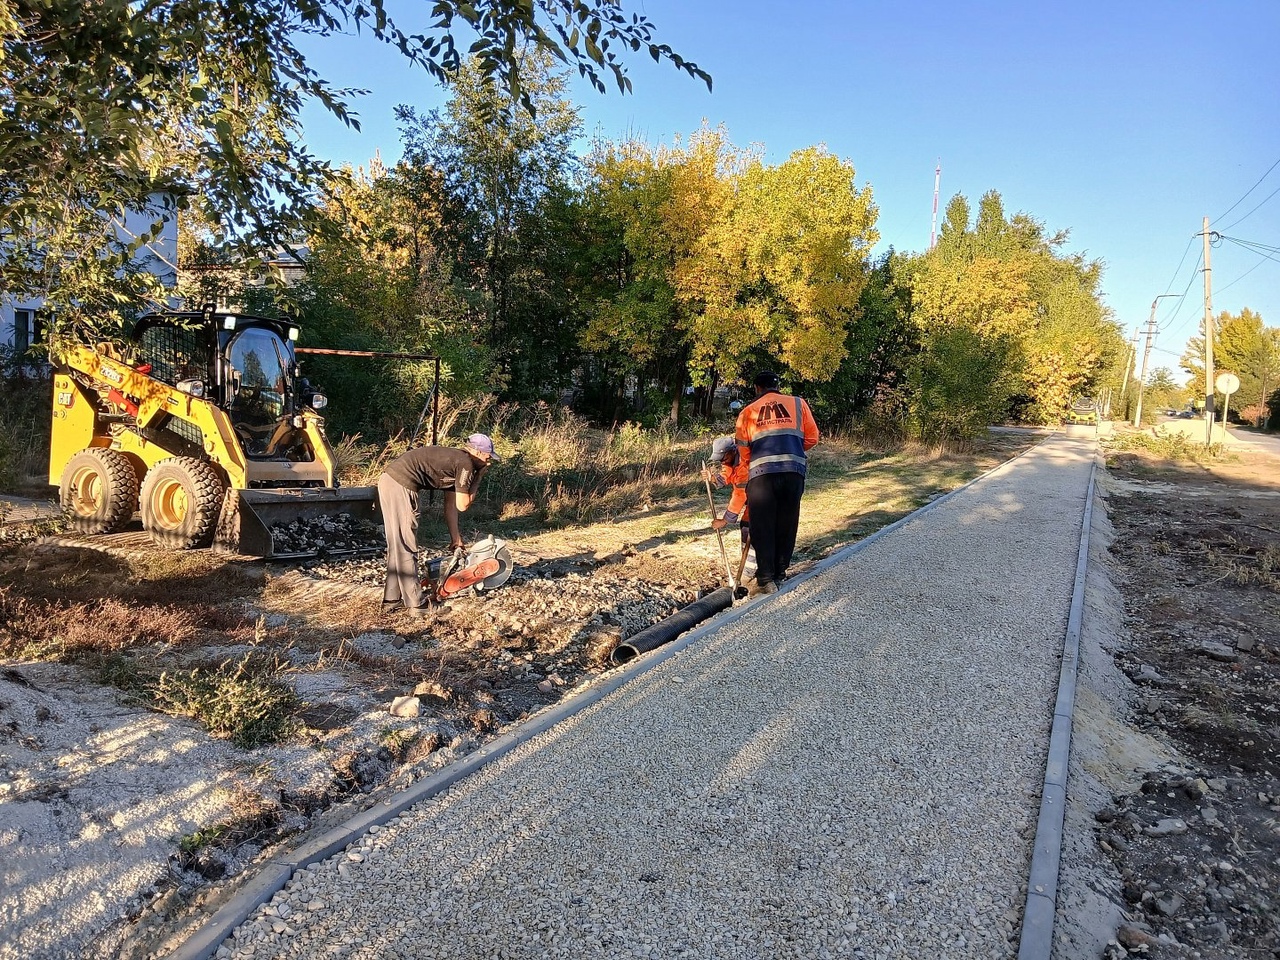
[176,379,206,398]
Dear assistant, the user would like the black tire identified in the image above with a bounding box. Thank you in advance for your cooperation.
[140,458,225,549]
[59,448,140,534]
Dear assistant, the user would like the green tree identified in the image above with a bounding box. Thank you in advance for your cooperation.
[1180,308,1280,416]
[396,48,584,400]
[1,0,708,346]
[905,190,1121,435]
[287,161,498,437]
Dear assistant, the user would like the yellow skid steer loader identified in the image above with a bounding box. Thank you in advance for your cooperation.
[50,308,378,557]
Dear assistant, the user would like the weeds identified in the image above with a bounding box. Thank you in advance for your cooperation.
[1106,431,1230,463]
[150,653,299,748]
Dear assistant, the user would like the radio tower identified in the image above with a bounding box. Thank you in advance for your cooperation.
[929,160,941,249]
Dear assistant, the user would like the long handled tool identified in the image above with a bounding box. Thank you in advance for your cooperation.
[703,460,738,593]
[734,531,752,592]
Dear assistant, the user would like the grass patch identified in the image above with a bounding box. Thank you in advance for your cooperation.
[1105,430,1231,463]
[151,653,299,749]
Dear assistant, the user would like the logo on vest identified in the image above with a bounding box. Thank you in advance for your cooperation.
[756,401,793,424]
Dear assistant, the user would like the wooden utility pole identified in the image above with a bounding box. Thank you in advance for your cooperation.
[1202,216,1216,445]
[1134,296,1179,428]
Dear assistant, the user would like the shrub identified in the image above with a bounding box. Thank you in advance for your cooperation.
[150,653,299,748]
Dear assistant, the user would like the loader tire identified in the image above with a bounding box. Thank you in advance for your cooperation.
[140,458,224,550]
[59,448,140,534]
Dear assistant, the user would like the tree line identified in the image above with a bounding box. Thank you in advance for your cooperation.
[176,53,1127,441]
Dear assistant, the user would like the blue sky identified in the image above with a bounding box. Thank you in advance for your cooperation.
[300,1,1280,381]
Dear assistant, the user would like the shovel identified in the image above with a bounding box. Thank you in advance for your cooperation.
[703,460,738,593]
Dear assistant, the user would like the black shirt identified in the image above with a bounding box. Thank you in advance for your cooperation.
[384,446,478,493]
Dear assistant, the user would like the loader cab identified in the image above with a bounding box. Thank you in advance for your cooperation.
[129,310,320,460]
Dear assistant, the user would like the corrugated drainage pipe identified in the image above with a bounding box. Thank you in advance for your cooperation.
[611,587,735,665]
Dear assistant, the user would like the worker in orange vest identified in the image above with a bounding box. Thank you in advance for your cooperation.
[734,371,820,595]
[706,434,750,537]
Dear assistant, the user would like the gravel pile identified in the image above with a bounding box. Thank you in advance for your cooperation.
[216,437,1096,960]
[268,515,383,556]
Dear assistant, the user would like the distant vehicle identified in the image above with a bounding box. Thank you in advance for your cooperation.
[1063,397,1097,425]
[1176,411,1195,419]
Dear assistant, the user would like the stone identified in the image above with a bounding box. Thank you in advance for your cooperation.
[389,696,420,718]
[1152,892,1185,917]
[1197,641,1238,662]
[1116,923,1156,949]
[1144,818,1188,837]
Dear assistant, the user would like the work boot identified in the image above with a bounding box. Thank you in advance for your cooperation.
[746,580,778,598]
[404,606,430,619]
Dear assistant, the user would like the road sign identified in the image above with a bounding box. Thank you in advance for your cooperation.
[1216,372,1240,395]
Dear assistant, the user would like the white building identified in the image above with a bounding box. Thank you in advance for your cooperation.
[1,201,179,357]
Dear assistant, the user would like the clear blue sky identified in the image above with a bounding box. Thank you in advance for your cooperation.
[300,1,1280,381]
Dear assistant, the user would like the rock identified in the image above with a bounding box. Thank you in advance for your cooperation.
[1197,641,1238,662]
[1116,923,1156,949]
[1237,636,1256,652]
[389,696,420,718]
[413,681,451,702]
[536,680,554,693]
[1144,818,1188,837]
[1185,777,1210,799]
[1152,892,1185,917]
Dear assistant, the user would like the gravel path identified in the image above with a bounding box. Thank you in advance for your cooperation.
[216,436,1096,960]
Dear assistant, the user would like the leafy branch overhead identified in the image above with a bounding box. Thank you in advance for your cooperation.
[0,0,709,335]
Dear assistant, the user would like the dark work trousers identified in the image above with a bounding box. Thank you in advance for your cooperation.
[745,471,805,585]
[377,472,426,610]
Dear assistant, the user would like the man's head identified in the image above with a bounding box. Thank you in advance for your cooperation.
[464,433,500,463]
[710,435,737,465]
[753,370,780,395]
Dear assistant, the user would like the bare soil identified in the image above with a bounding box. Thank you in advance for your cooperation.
[0,433,1037,960]
[1095,441,1280,958]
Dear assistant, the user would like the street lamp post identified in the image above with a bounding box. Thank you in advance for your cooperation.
[1133,294,1182,428]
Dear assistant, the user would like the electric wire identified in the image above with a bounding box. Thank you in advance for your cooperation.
[1218,182,1280,233]
[1213,156,1280,224]
[1157,249,1203,332]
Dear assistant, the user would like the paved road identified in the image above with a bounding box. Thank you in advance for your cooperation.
[211,436,1097,960]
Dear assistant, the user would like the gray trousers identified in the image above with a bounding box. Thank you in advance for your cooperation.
[378,473,425,609]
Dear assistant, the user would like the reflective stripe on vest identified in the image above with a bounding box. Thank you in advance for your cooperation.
[747,396,806,480]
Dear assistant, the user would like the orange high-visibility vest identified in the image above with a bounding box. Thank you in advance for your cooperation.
[735,391,820,480]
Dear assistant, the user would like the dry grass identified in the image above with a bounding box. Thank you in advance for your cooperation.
[0,587,200,659]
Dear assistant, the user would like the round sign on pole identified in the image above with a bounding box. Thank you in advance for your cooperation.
[1216,372,1240,395]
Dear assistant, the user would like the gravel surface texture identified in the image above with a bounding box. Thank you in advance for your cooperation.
[215,437,1096,960]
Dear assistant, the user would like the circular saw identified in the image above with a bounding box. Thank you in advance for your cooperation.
[435,535,514,600]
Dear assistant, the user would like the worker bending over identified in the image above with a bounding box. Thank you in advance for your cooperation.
[378,434,499,617]
[734,371,820,596]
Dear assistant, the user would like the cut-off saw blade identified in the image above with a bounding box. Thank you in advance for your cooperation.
[459,535,514,592]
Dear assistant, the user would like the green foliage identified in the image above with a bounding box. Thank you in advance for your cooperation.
[1105,431,1228,464]
[1,0,706,344]
[151,654,299,749]
[395,49,586,403]
[903,189,1121,434]
[1182,308,1280,415]
[0,350,51,491]
[907,326,1019,441]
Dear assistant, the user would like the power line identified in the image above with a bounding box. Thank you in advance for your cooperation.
[1218,182,1280,232]
[1157,249,1204,332]
[1160,234,1196,294]
[1216,253,1272,295]
[1214,156,1280,223]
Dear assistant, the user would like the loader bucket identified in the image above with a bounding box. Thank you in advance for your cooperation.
[214,487,380,558]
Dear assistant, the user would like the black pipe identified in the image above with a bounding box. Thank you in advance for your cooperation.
[610,587,735,665]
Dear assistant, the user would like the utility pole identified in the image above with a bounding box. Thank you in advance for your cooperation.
[1202,216,1216,445]
[1134,296,1179,428]
[1120,328,1139,410]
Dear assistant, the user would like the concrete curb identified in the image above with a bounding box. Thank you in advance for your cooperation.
[1017,451,1098,959]
[169,435,1060,960]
